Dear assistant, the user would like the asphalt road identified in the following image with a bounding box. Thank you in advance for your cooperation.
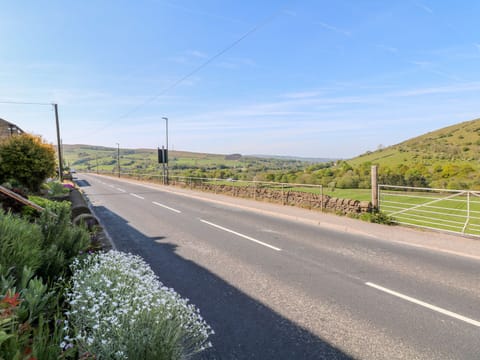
[77,173,480,359]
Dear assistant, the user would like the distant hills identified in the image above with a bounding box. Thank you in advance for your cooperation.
[61,117,480,189]
[252,154,337,163]
[61,145,312,181]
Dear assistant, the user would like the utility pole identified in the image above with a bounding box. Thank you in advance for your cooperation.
[53,103,64,181]
[96,153,99,174]
[116,143,120,177]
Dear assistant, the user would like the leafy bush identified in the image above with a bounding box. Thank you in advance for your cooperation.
[0,287,75,360]
[0,202,90,286]
[359,211,395,225]
[0,134,56,192]
[65,251,213,359]
[0,196,90,360]
[36,202,90,282]
[0,211,43,284]
[22,196,57,220]
[44,181,70,197]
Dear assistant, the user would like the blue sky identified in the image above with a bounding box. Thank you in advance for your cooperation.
[1,1,480,158]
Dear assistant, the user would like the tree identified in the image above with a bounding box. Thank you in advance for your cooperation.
[0,134,56,192]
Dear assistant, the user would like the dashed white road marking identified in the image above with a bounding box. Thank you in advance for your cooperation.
[200,219,282,251]
[130,193,144,200]
[116,188,126,193]
[366,282,480,327]
[152,201,181,213]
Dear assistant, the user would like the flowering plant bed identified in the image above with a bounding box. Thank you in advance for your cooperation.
[65,251,214,359]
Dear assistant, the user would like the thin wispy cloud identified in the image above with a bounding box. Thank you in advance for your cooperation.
[415,2,434,14]
[315,21,351,37]
[391,82,480,97]
[282,91,322,99]
[168,56,189,65]
[215,57,257,69]
[159,1,250,26]
[376,44,399,54]
[282,10,297,17]
[409,60,464,81]
[187,50,208,59]
[169,50,210,65]
[410,60,432,68]
[3,1,480,158]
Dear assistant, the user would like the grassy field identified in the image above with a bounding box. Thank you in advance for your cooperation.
[379,189,480,236]
[172,176,372,201]
[62,145,306,177]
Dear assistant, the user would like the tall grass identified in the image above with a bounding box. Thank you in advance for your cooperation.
[0,211,43,283]
[36,202,90,282]
[0,201,90,360]
[0,202,90,285]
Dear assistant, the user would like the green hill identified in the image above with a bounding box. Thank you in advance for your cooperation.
[348,118,480,189]
[61,118,480,190]
[61,145,308,181]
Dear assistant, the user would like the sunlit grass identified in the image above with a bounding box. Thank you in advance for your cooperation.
[380,190,480,236]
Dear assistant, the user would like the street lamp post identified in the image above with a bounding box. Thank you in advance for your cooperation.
[116,143,120,178]
[162,117,169,184]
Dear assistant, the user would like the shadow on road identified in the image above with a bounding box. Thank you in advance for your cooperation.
[75,179,91,187]
[91,204,353,360]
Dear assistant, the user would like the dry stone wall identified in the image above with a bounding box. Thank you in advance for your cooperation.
[172,181,372,214]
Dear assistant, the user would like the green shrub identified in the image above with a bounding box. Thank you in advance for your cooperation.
[0,134,56,192]
[0,202,90,286]
[36,202,90,282]
[359,211,395,225]
[0,212,43,284]
[0,288,75,360]
[45,181,70,197]
[22,196,57,220]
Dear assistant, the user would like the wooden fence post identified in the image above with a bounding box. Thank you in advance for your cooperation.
[371,165,379,210]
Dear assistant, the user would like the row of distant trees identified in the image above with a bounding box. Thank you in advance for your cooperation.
[175,159,479,190]
[67,142,480,190]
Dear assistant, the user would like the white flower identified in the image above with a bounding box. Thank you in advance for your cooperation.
[65,250,214,356]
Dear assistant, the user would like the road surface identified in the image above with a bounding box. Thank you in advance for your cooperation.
[77,173,480,359]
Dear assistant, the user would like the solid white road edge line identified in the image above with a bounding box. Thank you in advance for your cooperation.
[365,282,480,327]
[200,219,282,251]
[152,201,181,213]
[130,193,145,200]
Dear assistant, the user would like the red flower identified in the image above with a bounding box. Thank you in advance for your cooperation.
[2,292,21,307]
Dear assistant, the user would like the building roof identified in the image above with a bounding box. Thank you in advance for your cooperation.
[0,118,25,139]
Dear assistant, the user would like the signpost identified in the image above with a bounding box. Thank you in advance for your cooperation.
[158,146,168,184]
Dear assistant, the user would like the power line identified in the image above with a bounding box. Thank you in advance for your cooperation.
[0,100,52,106]
[77,8,284,139]
[120,11,281,119]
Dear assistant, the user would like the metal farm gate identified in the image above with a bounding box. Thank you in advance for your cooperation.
[379,185,480,237]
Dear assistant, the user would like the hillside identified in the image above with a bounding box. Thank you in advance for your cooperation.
[61,118,480,190]
[61,145,311,181]
[348,118,480,189]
